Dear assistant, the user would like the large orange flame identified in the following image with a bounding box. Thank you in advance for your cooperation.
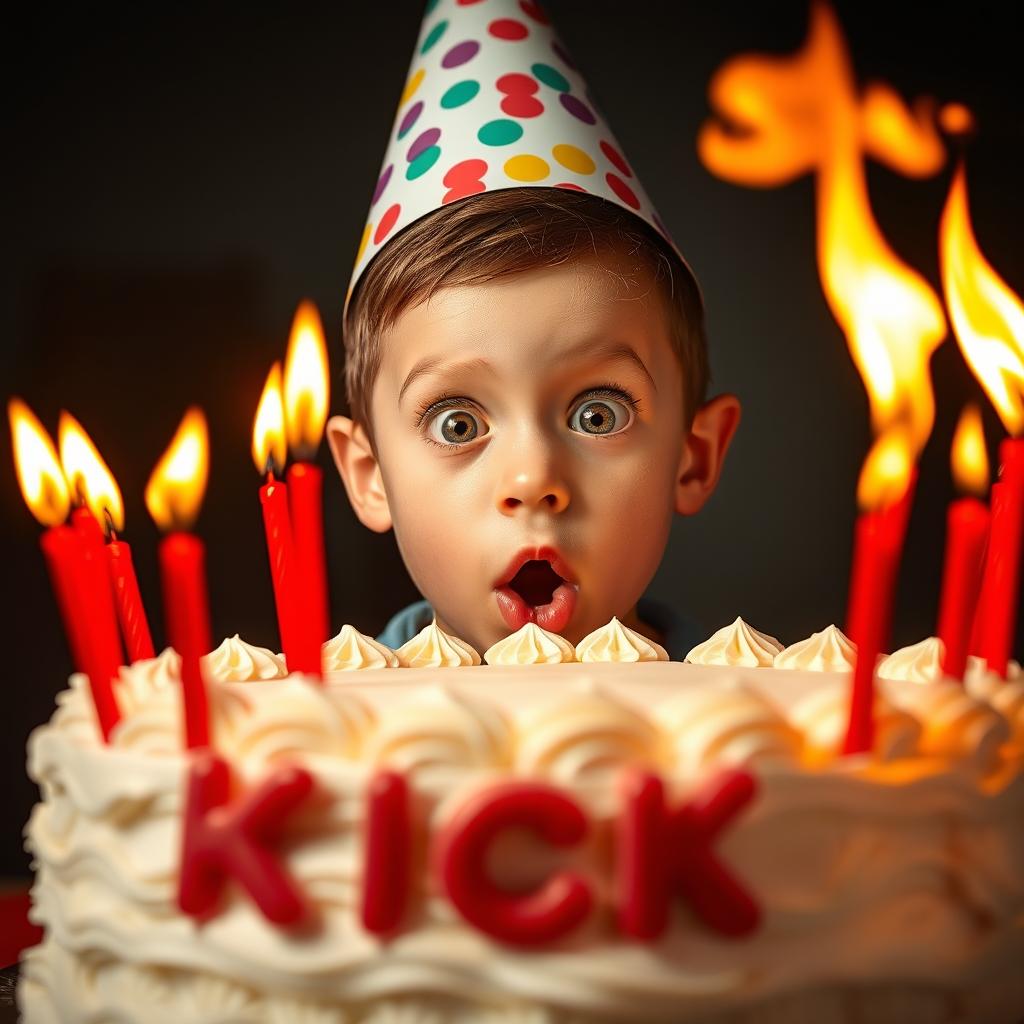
[58,411,125,533]
[283,300,329,458]
[252,362,287,475]
[145,408,209,532]
[940,162,1024,437]
[950,403,989,497]
[9,398,70,527]
[699,1,948,507]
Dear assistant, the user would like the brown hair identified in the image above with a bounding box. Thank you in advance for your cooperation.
[343,187,708,447]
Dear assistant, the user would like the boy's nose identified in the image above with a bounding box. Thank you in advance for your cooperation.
[496,461,571,516]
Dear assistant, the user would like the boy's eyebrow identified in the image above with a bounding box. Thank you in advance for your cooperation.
[398,340,656,407]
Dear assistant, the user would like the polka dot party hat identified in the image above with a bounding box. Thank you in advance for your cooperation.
[347,0,681,305]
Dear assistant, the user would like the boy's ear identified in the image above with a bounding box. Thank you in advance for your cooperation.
[326,415,393,533]
[675,394,742,516]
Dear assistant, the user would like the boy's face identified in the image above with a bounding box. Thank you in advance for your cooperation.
[330,251,738,655]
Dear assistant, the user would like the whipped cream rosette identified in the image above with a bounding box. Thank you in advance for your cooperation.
[323,623,401,671]
[484,621,575,664]
[203,634,287,681]
[686,617,783,667]
[657,680,801,774]
[773,625,855,672]
[396,620,481,667]
[576,616,668,662]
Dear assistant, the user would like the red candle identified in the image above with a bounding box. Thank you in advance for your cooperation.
[282,300,331,674]
[107,533,156,662]
[287,461,329,660]
[843,439,915,755]
[975,438,1024,677]
[259,474,307,668]
[159,532,211,749]
[40,524,122,741]
[937,499,990,680]
[145,407,212,751]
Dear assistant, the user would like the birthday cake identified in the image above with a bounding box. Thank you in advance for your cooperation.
[17,618,1024,1024]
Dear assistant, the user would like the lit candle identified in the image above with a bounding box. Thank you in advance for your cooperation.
[9,399,122,741]
[843,433,914,755]
[937,406,991,680]
[939,160,1024,680]
[59,410,154,663]
[252,362,308,669]
[283,300,331,663]
[145,408,212,749]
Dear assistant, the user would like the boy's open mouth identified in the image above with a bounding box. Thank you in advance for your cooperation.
[493,548,578,636]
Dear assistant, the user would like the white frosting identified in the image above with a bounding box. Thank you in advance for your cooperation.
[788,685,921,763]
[885,679,1011,775]
[879,636,1021,690]
[203,634,288,681]
[395,621,481,668]
[366,686,512,777]
[773,625,856,672]
[516,685,664,784]
[967,673,1024,747]
[575,616,668,662]
[323,624,400,671]
[484,622,575,665]
[657,681,801,774]
[19,656,1024,1024]
[686,618,783,667]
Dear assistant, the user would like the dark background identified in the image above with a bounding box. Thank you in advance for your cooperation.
[3,1,1022,877]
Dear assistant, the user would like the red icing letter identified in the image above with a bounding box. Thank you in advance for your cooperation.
[361,771,411,936]
[618,769,760,939]
[178,750,313,925]
[436,782,593,946]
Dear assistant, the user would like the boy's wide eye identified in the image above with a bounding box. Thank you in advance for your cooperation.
[569,397,633,436]
[428,408,486,445]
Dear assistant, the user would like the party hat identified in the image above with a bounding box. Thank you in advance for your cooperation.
[347,0,681,303]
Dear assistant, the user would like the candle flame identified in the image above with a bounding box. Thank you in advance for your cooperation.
[940,162,1024,437]
[698,1,946,470]
[283,300,329,458]
[938,102,975,137]
[857,428,913,511]
[145,408,209,532]
[252,362,287,475]
[58,411,124,533]
[950,404,989,497]
[8,398,70,527]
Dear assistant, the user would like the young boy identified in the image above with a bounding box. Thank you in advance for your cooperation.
[327,1,740,660]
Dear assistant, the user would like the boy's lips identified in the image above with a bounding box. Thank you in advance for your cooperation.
[493,546,579,635]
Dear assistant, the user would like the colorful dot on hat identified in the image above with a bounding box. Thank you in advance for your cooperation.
[373,204,401,245]
[551,40,577,70]
[420,19,449,56]
[443,158,488,204]
[356,222,372,266]
[560,93,596,125]
[400,69,425,106]
[600,140,632,178]
[442,40,480,69]
[441,80,480,109]
[408,128,441,162]
[606,172,639,210]
[425,0,440,13]
[478,119,524,146]
[497,73,543,118]
[531,63,569,92]
[552,144,595,175]
[371,164,393,207]
[519,0,550,24]
[397,101,423,141]
[504,154,550,182]
[489,18,528,41]
[407,146,442,181]
[456,0,485,5]
[554,182,587,192]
